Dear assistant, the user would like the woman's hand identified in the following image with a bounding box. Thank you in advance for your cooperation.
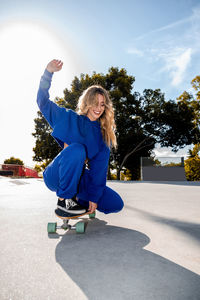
[46,59,63,73]
[88,201,97,214]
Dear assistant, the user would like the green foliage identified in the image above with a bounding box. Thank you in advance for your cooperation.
[4,157,24,165]
[185,144,200,181]
[34,161,51,173]
[109,168,132,180]
[32,111,61,163]
[138,90,199,151]
[120,169,132,181]
[163,162,182,167]
[177,75,200,132]
[34,164,42,173]
[110,173,117,180]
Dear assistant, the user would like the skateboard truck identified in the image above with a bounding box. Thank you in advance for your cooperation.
[47,212,96,234]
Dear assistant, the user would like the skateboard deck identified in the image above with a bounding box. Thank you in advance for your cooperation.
[55,209,90,220]
[47,209,96,234]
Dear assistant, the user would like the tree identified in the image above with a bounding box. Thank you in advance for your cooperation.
[4,157,24,165]
[114,87,199,179]
[32,111,61,170]
[177,75,200,130]
[184,144,200,181]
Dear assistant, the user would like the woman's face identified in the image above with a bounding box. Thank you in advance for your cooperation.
[87,94,105,121]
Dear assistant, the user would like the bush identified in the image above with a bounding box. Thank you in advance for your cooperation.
[185,156,200,181]
[184,144,200,181]
[4,157,24,165]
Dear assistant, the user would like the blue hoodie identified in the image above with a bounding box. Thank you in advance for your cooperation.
[37,69,110,203]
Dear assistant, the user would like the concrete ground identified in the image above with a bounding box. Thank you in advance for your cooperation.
[0,176,200,300]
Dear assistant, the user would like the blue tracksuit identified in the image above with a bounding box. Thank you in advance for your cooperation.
[37,69,124,214]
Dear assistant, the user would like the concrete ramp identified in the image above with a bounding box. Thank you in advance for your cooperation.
[0,176,200,299]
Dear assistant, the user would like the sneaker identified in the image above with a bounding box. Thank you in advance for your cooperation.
[57,198,66,209]
[57,197,87,215]
[55,208,86,218]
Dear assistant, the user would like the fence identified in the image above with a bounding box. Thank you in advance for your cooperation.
[140,157,186,181]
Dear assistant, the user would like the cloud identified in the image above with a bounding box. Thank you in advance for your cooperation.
[159,48,192,86]
[171,48,192,86]
[127,5,200,87]
[134,5,200,42]
[191,5,200,20]
[152,146,190,159]
[127,47,144,57]
[127,44,193,86]
[134,16,192,42]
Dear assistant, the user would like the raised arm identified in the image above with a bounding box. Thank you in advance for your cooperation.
[37,59,65,128]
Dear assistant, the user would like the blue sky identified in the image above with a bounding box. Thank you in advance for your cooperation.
[0,0,199,166]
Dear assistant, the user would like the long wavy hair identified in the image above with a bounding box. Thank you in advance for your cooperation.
[76,85,117,149]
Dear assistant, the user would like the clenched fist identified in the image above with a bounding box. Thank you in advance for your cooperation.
[46,59,63,73]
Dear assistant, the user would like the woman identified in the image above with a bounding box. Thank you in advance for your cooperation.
[37,59,124,217]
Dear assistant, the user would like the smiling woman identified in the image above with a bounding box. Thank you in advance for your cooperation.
[0,20,73,166]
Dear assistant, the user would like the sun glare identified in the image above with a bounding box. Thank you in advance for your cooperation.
[0,20,73,79]
[0,20,74,166]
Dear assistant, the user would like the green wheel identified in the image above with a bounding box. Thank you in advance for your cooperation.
[76,222,85,233]
[89,212,96,219]
[47,222,57,233]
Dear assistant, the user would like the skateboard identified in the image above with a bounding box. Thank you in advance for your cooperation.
[47,209,96,234]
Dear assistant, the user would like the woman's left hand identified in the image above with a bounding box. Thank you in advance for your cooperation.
[46,59,63,73]
[88,201,97,214]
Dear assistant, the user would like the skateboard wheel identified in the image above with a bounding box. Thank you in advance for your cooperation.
[89,212,96,219]
[76,222,85,233]
[47,222,57,233]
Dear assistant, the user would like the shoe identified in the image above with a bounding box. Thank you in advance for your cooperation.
[57,198,66,209]
[57,197,87,215]
[55,208,86,218]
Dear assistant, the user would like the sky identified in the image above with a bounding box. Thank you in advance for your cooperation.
[0,0,199,167]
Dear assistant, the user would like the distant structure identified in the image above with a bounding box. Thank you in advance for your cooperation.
[140,157,186,181]
[0,164,39,178]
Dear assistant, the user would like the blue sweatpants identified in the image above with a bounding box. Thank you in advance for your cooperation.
[43,143,124,214]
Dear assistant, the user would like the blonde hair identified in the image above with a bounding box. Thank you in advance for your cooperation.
[76,85,117,149]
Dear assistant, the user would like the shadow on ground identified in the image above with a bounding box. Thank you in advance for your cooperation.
[126,206,200,244]
[54,218,200,300]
